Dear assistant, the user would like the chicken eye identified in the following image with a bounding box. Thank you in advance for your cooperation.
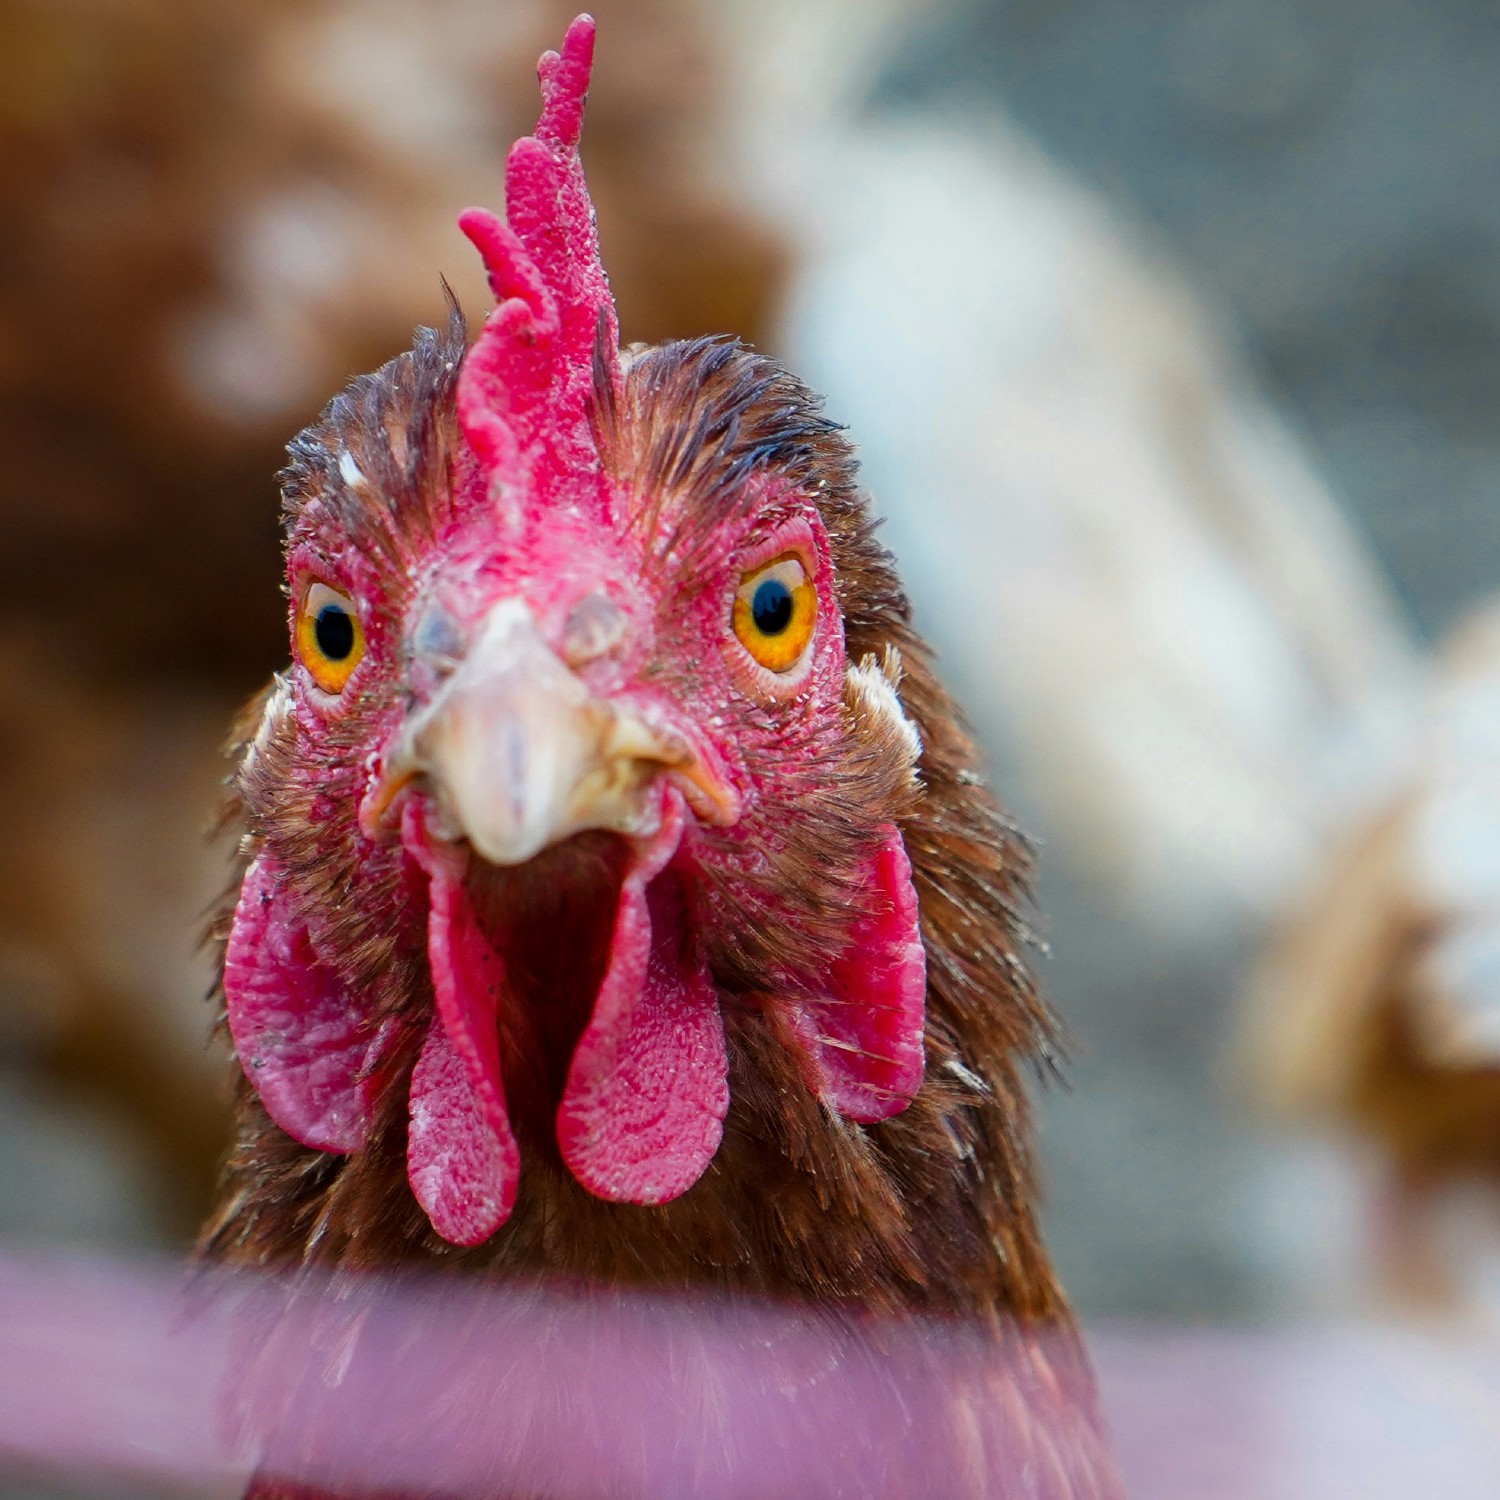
[295,582,366,695]
[732,553,817,674]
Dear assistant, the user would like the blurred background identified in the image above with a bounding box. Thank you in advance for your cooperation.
[5,0,1500,1338]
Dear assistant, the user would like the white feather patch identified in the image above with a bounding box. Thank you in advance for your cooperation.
[338,449,368,490]
[845,648,922,777]
[244,675,292,780]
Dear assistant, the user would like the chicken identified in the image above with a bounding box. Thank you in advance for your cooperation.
[200,18,1116,1493]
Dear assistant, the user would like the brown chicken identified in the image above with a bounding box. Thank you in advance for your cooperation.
[200,17,1116,1495]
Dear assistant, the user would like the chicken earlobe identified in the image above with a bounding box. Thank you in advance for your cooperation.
[788,826,927,1122]
[557,791,729,1204]
[224,856,379,1155]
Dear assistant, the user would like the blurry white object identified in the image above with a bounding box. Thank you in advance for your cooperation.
[1242,601,1500,1312]
[1250,601,1500,1110]
[721,0,1417,935]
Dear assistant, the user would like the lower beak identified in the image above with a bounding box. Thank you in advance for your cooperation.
[364,600,733,864]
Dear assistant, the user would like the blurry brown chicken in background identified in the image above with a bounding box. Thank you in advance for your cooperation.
[0,0,785,682]
[1248,601,1500,1313]
[0,0,786,1240]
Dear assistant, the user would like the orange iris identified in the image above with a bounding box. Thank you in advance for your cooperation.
[732,553,817,674]
[296,581,366,694]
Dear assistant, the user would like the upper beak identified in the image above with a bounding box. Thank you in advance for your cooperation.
[363,599,735,864]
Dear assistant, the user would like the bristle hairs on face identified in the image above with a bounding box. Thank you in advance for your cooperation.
[600,336,856,591]
[278,309,468,563]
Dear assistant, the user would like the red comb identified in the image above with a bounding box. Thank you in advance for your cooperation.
[456,14,617,517]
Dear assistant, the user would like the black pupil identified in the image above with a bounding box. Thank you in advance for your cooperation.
[314,604,355,661]
[751,577,795,636]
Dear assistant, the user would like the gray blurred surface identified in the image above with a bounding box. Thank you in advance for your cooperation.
[878,0,1500,644]
[1028,861,1364,1318]
[0,1068,164,1250]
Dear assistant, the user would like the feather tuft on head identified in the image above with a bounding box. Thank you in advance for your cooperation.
[456,14,617,519]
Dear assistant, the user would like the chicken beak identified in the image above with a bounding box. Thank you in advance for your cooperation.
[366,599,733,864]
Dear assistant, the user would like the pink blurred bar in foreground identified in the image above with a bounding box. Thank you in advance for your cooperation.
[1,1252,1499,1499]
[0,1250,1086,1499]
[1096,1323,1500,1500]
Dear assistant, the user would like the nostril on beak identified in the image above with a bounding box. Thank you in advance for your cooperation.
[504,720,529,827]
[411,600,467,676]
[365,595,739,864]
[561,591,627,668]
